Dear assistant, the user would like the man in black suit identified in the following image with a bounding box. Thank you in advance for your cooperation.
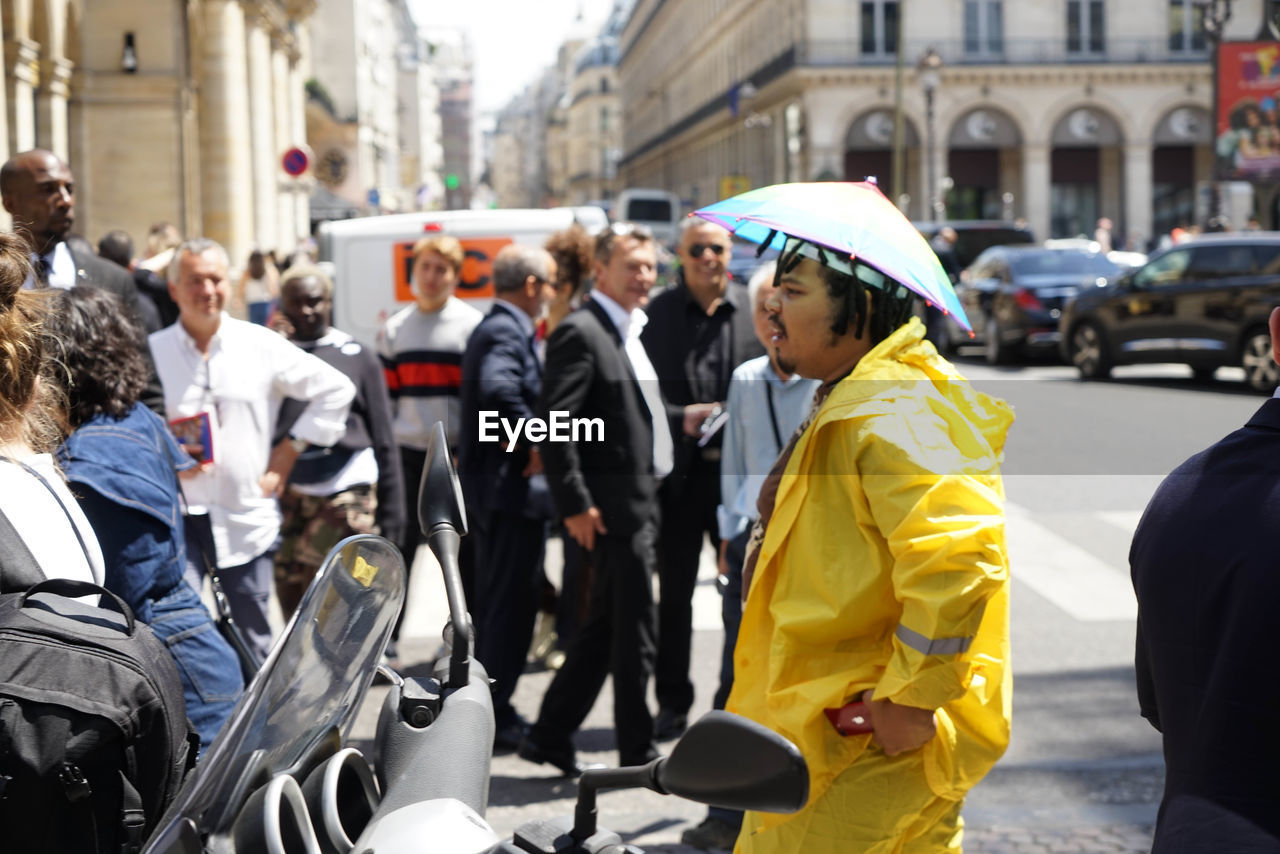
[458,244,557,751]
[641,216,763,741]
[519,223,673,775]
[2,149,163,411]
[2,150,154,329]
[1131,305,1280,851]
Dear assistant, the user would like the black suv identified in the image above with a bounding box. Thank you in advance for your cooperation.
[1059,234,1280,392]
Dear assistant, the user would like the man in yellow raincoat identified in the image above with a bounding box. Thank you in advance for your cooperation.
[728,241,1012,853]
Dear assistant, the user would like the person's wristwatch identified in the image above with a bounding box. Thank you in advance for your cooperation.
[288,436,309,453]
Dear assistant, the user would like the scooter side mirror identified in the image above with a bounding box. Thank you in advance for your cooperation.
[419,421,473,690]
[563,712,808,845]
[418,421,467,537]
[656,711,808,814]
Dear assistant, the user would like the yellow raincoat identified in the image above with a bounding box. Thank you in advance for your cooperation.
[728,318,1013,852]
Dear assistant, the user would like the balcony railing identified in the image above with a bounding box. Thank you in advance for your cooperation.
[800,37,1210,68]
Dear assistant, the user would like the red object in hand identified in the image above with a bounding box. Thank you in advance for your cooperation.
[824,701,875,736]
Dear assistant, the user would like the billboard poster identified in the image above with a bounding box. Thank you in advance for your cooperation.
[1216,41,1280,181]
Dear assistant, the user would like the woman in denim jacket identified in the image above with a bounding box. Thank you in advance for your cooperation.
[46,286,243,752]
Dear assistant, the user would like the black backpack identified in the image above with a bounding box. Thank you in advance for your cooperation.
[0,503,198,854]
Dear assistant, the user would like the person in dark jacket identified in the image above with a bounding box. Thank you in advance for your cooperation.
[98,228,179,330]
[2,148,165,413]
[46,286,243,752]
[271,264,405,617]
[518,223,671,776]
[457,244,557,750]
[1131,305,1280,851]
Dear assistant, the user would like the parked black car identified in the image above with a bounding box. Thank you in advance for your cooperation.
[944,245,1122,364]
[1059,233,1280,392]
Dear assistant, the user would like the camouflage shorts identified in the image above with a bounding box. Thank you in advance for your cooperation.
[275,483,377,618]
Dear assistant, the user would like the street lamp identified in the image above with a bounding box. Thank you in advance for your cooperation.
[1194,0,1232,222]
[918,48,944,222]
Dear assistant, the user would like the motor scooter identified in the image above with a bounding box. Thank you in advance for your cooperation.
[144,422,808,853]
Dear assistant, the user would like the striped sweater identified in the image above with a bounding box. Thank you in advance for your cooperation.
[377,296,483,450]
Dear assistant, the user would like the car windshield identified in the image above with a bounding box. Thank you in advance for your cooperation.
[626,198,673,221]
[1008,250,1119,277]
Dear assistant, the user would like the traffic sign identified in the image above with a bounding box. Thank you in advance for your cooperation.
[282,146,311,177]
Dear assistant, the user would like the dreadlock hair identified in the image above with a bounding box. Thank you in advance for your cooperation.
[818,262,917,344]
[775,236,916,345]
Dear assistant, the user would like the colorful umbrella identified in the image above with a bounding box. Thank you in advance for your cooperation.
[694,181,972,333]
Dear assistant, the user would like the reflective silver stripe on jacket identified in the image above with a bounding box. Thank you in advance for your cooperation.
[896,624,973,656]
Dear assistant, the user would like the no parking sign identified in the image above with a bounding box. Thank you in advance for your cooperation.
[282,146,311,177]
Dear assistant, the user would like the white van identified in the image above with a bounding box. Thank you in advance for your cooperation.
[317,206,607,348]
[614,188,681,247]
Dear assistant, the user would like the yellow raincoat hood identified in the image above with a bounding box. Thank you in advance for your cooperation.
[728,317,1013,837]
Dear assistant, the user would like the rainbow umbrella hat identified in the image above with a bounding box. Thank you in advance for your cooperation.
[694,181,972,333]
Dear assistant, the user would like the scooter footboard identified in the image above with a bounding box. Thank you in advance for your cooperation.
[372,665,495,821]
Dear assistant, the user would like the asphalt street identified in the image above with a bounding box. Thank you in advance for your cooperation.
[348,353,1268,852]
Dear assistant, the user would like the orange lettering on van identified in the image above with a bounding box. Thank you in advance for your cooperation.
[393,237,511,303]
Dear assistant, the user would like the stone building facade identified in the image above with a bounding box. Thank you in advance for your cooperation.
[619,0,1270,246]
[1,0,316,268]
[565,8,626,205]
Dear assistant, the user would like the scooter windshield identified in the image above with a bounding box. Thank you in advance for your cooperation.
[145,534,406,849]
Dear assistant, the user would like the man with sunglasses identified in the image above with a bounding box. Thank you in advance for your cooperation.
[640,216,764,742]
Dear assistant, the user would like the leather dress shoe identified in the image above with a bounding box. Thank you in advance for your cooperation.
[619,747,660,767]
[493,720,528,753]
[517,736,590,778]
[653,709,688,742]
[681,816,741,850]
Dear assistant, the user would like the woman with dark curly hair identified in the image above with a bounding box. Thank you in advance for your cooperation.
[46,285,243,752]
[0,233,105,585]
[542,223,594,337]
[534,225,599,666]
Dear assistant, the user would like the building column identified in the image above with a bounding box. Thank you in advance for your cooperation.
[288,39,310,247]
[1123,143,1153,250]
[34,55,72,159]
[198,0,254,268]
[1023,142,1051,242]
[271,41,294,253]
[245,14,276,254]
[7,37,39,152]
[1099,145,1123,233]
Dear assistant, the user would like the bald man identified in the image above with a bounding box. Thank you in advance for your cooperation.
[1,149,157,329]
[458,244,558,750]
[2,149,163,409]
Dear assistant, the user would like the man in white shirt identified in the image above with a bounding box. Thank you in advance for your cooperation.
[149,238,354,661]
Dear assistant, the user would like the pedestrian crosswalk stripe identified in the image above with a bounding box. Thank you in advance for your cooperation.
[1005,502,1137,621]
[1097,510,1144,533]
